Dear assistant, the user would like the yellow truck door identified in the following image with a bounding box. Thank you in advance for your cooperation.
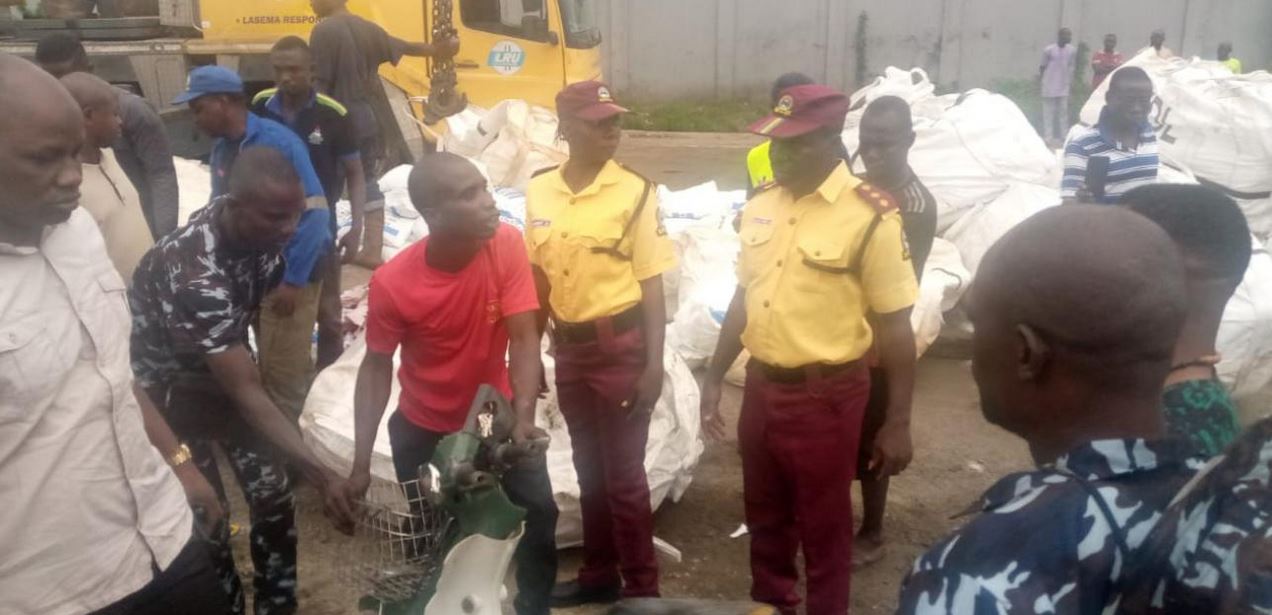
[447,0,567,109]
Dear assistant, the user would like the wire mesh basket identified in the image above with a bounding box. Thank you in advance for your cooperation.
[337,477,455,605]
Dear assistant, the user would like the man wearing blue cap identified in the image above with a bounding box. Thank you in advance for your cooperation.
[175,65,331,425]
[169,65,337,615]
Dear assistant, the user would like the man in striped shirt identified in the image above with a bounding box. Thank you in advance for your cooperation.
[1062,67,1159,205]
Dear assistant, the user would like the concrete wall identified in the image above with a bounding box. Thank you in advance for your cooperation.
[595,0,1272,101]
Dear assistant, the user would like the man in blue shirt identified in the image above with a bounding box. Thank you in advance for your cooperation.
[897,206,1201,614]
[175,65,331,423]
[1061,67,1159,205]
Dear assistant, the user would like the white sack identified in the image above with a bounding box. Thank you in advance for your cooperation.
[543,345,704,547]
[301,334,704,547]
[175,157,212,226]
[912,238,972,357]
[1217,236,1272,406]
[942,183,1061,277]
[1080,53,1272,236]
[842,68,1057,233]
[443,100,568,191]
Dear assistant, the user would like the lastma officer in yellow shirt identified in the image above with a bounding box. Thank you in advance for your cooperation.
[700,84,919,615]
[526,81,677,607]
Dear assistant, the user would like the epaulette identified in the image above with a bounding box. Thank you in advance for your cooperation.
[251,88,278,106]
[855,182,898,214]
[530,165,560,179]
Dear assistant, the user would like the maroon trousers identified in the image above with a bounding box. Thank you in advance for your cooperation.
[740,362,869,615]
[555,325,660,597]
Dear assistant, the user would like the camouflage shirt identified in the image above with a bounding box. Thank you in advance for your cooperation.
[129,197,284,389]
[897,439,1200,615]
[1113,418,1272,614]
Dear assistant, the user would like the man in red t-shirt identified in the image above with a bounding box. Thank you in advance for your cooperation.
[340,152,558,615]
[1092,34,1125,89]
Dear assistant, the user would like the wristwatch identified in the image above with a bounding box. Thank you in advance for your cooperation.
[167,443,193,468]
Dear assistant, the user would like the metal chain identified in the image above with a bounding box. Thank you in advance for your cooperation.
[424,0,468,123]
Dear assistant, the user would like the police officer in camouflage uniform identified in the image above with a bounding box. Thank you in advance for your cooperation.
[897,206,1202,614]
[129,148,356,615]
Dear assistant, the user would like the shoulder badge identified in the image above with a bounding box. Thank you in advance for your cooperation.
[251,88,277,107]
[530,165,560,179]
[855,182,898,214]
[314,93,349,116]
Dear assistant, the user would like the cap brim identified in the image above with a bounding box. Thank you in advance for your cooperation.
[748,114,822,138]
[574,102,629,121]
[170,91,199,105]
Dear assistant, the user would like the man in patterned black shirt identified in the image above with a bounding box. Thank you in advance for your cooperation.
[852,95,939,568]
[129,147,355,615]
[897,206,1201,614]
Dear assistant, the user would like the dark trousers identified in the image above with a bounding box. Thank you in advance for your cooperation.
[740,362,869,615]
[91,537,231,615]
[555,326,660,597]
[359,134,387,210]
[188,437,297,615]
[387,411,559,615]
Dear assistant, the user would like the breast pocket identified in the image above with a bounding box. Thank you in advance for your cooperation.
[738,223,777,282]
[578,218,627,260]
[86,270,132,374]
[0,314,75,419]
[794,235,856,294]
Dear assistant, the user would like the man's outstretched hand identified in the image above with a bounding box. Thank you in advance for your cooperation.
[321,469,359,535]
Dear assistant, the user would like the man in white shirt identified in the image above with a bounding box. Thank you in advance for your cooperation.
[0,54,229,615]
[61,71,154,284]
[1039,28,1077,147]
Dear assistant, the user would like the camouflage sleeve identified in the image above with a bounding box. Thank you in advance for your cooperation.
[168,272,246,356]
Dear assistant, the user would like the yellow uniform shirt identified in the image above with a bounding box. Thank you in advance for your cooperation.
[526,160,678,323]
[1223,57,1243,74]
[738,162,918,368]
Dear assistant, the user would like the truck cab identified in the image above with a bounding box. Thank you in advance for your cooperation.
[0,0,602,154]
[191,0,602,111]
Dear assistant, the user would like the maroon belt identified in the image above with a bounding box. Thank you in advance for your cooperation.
[553,305,643,345]
[750,358,865,385]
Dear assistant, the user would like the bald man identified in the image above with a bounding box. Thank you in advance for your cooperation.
[340,153,559,615]
[897,206,1202,614]
[129,147,358,615]
[0,54,228,615]
[61,72,154,284]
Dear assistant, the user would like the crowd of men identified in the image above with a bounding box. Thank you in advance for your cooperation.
[3,3,1272,614]
[1038,27,1244,147]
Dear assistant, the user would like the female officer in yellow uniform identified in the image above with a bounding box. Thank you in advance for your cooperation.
[526,81,677,607]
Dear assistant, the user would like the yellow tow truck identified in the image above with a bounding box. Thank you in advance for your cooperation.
[0,0,602,153]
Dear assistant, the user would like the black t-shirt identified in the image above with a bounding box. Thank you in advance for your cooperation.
[252,90,361,228]
[310,13,408,139]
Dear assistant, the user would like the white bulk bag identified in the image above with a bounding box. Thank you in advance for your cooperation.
[912,238,972,357]
[300,335,704,547]
[1217,236,1272,409]
[843,68,1056,233]
[1080,53,1272,236]
[942,182,1061,277]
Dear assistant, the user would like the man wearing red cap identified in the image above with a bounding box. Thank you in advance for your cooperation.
[526,81,677,607]
[700,84,918,614]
